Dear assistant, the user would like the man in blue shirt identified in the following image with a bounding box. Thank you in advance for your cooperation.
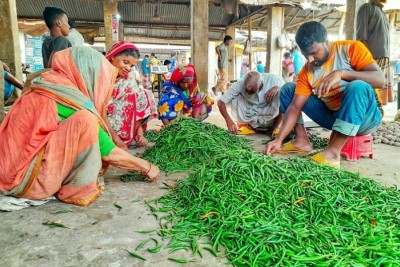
[168,53,177,73]
[256,61,264,73]
[141,55,151,89]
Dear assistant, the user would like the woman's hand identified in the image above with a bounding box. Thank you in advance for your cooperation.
[135,135,148,147]
[115,138,128,150]
[142,163,160,182]
[103,147,160,182]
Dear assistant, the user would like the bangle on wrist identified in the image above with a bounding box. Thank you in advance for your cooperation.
[145,162,152,175]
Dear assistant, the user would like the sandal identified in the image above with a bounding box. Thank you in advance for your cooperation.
[272,128,280,138]
[310,152,340,168]
[237,126,256,135]
[275,141,311,154]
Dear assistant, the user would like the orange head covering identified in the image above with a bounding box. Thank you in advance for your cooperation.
[41,46,118,117]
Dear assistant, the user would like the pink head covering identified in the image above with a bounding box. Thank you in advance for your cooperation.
[105,41,139,60]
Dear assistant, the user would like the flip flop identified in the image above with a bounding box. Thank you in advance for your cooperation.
[275,141,310,154]
[237,126,256,135]
[271,128,280,138]
[310,152,340,168]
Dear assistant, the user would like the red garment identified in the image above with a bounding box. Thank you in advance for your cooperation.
[107,72,157,145]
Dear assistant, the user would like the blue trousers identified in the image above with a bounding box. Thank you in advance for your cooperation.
[280,81,382,136]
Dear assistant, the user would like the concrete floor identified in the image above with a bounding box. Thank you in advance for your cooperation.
[1,100,399,267]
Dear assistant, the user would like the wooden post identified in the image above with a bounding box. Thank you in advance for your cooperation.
[119,21,124,41]
[226,26,236,81]
[266,7,283,75]
[190,0,209,92]
[388,11,396,103]
[0,0,23,81]
[0,61,4,123]
[248,18,253,70]
[345,0,364,40]
[103,0,118,51]
[338,12,346,40]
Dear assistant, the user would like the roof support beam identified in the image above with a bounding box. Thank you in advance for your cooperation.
[283,12,331,31]
[287,9,302,25]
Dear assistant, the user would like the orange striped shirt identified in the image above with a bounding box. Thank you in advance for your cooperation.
[295,40,376,110]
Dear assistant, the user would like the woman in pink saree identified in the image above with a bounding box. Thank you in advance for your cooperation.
[105,41,157,148]
[0,47,160,206]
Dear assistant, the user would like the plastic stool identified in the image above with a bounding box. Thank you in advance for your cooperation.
[330,133,373,161]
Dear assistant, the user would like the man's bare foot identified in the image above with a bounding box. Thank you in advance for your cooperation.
[290,139,313,152]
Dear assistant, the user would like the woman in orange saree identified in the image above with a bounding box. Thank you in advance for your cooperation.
[0,47,160,206]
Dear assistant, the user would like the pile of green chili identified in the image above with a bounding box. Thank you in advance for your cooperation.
[143,117,251,174]
[141,118,400,266]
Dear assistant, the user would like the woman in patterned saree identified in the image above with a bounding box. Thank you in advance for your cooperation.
[158,64,213,125]
[0,47,160,207]
[105,41,157,148]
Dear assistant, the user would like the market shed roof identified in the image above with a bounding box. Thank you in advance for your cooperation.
[15,0,399,46]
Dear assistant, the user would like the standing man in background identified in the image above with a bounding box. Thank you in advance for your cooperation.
[212,35,233,96]
[256,61,264,74]
[291,46,306,81]
[357,0,392,104]
[168,53,177,73]
[141,55,151,89]
[282,52,294,82]
[67,19,84,47]
[42,7,71,68]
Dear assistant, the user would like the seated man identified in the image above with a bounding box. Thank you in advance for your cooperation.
[218,71,284,134]
[264,21,384,168]
[3,69,24,102]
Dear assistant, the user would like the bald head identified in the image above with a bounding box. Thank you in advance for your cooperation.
[243,71,263,94]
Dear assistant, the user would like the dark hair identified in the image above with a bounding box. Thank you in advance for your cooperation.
[115,49,141,59]
[295,21,327,52]
[68,18,76,29]
[224,35,233,43]
[144,55,149,58]
[164,60,171,65]
[151,53,155,56]
[284,52,291,58]
[43,7,67,29]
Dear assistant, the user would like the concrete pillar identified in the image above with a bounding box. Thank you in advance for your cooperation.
[0,0,23,81]
[345,0,364,40]
[226,26,236,81]
[389,12,396,36]
[191,0,209,92]
[266,7,283,76]
[177,53,185,67]
[208,42,216,89]
[103,1,118,51]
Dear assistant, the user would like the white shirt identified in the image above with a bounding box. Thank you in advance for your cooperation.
[67,28,85,47]
[220,73,285,128]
